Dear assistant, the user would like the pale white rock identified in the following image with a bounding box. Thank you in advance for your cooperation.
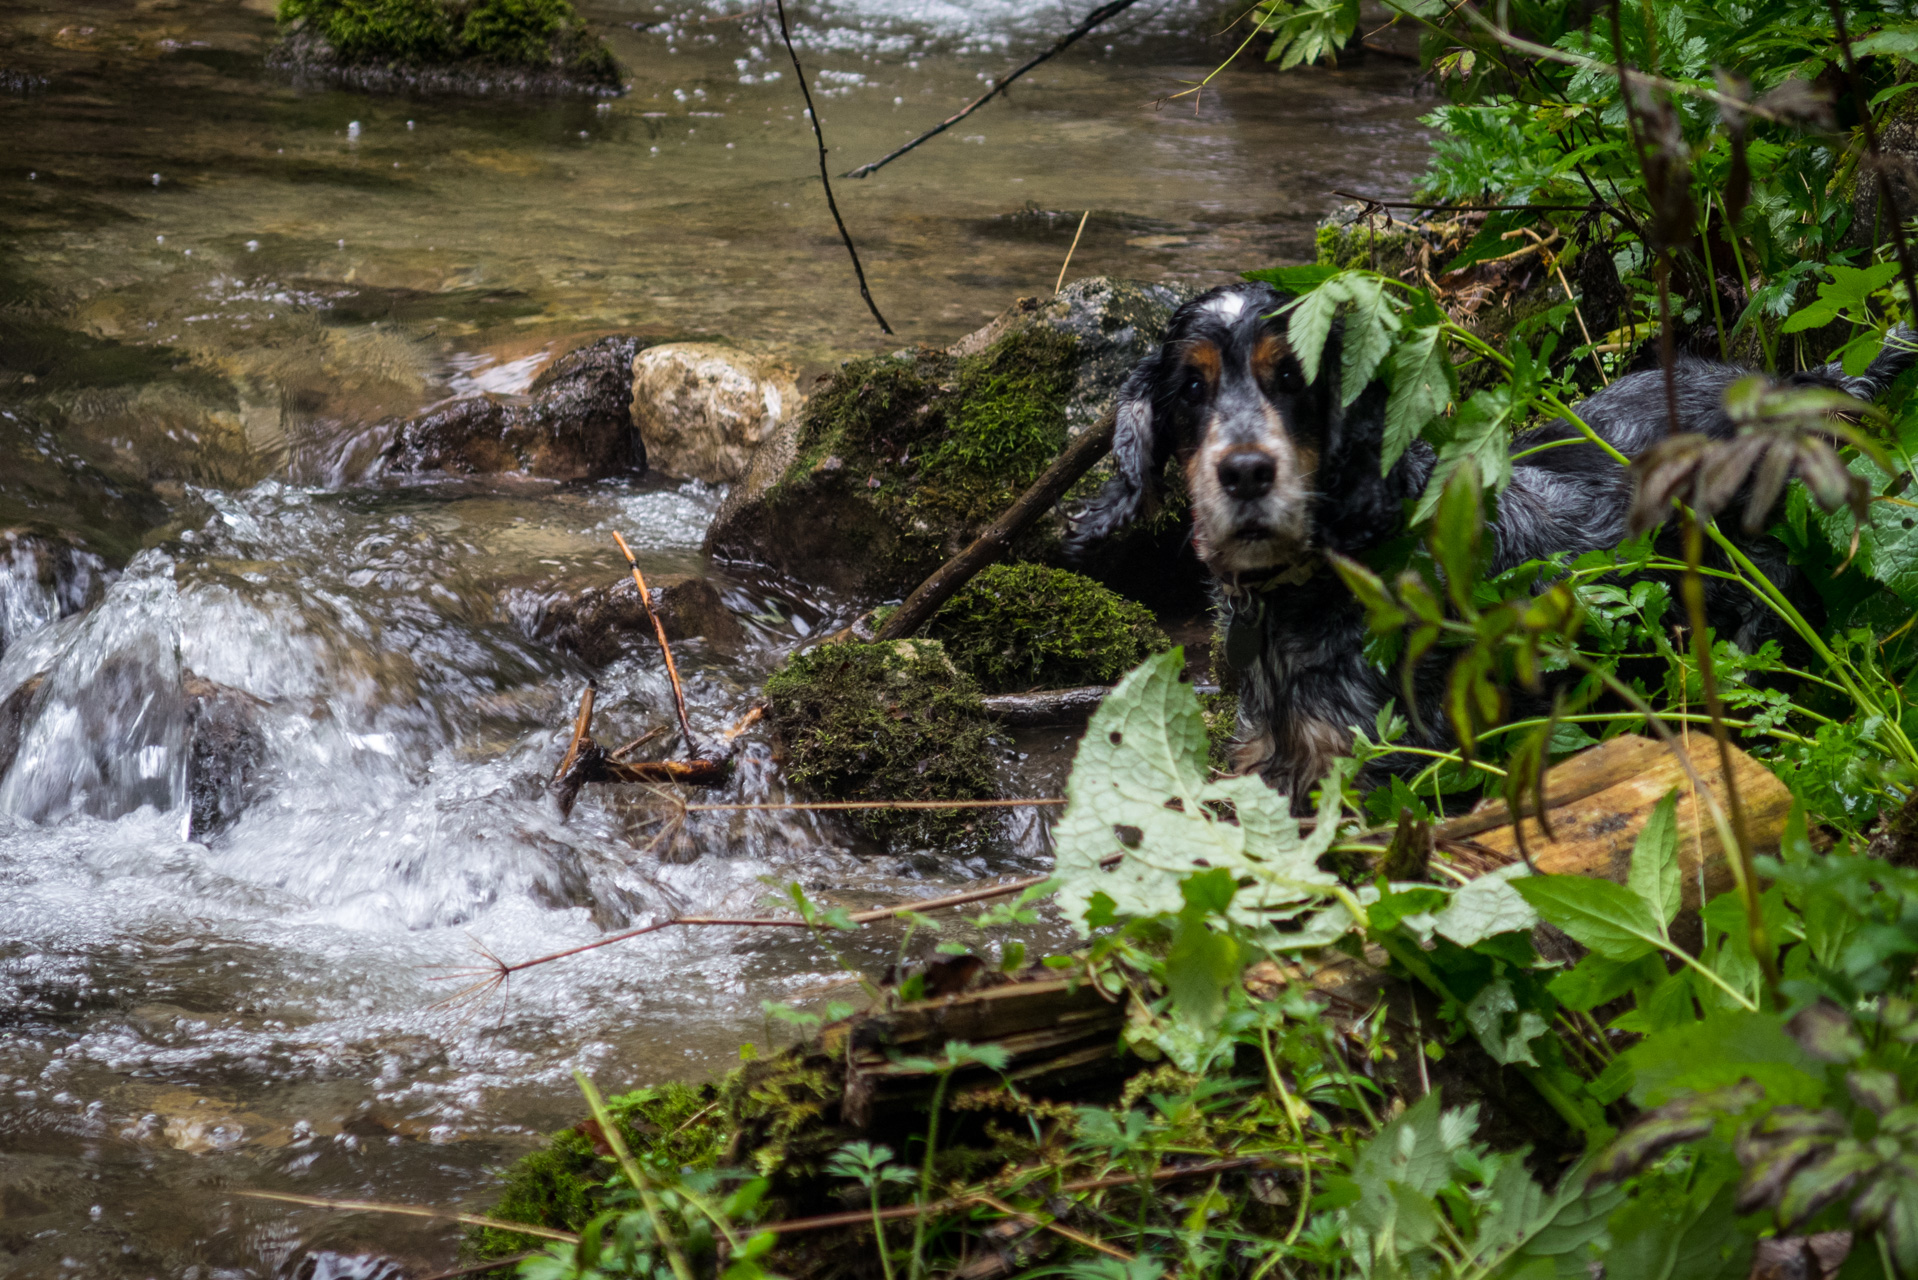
[630,343,801,483]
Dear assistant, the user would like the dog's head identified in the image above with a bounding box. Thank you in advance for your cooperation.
[1071,282,1384,577]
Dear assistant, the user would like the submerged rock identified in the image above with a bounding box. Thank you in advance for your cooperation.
[514,573,744,666]
[382,336,643,480]
[922,562,1169,693]
[268,0,624,97]
[185,674,268,840]
[630,344,801,484]
[763,639,997,852]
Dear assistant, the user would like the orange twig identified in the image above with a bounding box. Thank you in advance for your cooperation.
[612,530,698,753]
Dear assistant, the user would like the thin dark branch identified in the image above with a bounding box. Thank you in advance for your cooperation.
[773,0,892,334]
[1330,189,1603,214]
[844,0,1141,180]
[1827,0,1918,328]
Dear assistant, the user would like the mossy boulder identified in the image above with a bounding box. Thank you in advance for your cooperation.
[705,278,1189,600]
[922,563,1168,693]
[763,640,996,851]
[270,0,623,96]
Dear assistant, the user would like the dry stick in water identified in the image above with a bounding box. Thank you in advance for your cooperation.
[773,0,892,334]
[1054,210,1091,295]
[612,529,699,753]
[844,0,1141,180]
[236,1191,580,1244]
[552,680,597,785]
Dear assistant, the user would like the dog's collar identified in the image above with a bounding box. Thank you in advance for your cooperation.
[1219,558,1319,599]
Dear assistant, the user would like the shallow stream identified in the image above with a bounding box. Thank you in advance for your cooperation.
[0,3,1429,1274]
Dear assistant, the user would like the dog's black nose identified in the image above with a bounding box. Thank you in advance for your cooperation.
[1217,449,1276,500]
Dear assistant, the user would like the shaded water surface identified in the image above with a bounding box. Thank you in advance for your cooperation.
[0,2,1428,1274]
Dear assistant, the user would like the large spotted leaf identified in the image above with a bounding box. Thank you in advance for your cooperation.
[1052,650,1344,934]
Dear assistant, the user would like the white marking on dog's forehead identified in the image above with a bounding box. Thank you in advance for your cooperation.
[1204,292,1248,319]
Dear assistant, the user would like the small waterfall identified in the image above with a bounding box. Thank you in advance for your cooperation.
[0,558,189,827]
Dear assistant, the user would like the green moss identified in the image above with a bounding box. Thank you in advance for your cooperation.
[924,563,1168,693]
[1315,215,1423,277]
[277,0,618,76]
[467,1082,723,1260]
[790,325,1079,534]
[763,640,997,850]
[715,1051,844,1184]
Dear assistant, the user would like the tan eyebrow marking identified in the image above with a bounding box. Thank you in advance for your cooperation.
[1181,339,1222,388]
[1252,332,1291,382]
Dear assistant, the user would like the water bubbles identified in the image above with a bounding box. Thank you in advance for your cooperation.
[894,96,903,105]
[337,239,345,248]
[244,239,259,252]
[88,1206,102,1221]
[346,121,361,141]
[578,130,588,138]
[405,119,415,130]
[26,171,34,180]
[150,173,161,186]
[155,235,164,243]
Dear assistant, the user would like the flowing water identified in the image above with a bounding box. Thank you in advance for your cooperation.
[0,2,1430,1274]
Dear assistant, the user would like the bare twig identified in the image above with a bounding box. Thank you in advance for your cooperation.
[612,530,699,753]
[774,0,891,333]
[609,724,667,762]
[1054,210,1091,295]
[234,1191,580,1244]
[873,412,1116,642]
[1330,189,1604,214]
[553,682,597,786]
[417,1254,543,1280]
[1827,0,1918,326]
[972,1192,1135,1262]
[845,0,1141,179]
[448,865,1079,988]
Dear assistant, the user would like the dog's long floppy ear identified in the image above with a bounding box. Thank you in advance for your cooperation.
[1064,353,1166,561]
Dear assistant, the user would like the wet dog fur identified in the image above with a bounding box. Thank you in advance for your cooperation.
[1066,281,1914,810]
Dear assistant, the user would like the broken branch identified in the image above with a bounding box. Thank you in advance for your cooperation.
[612,529,699,754]
[845,0,1141,180]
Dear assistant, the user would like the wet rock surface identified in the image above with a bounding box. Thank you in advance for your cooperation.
[185,673,268,840]
[514,572,745,667]
[630,343,801,484]
[0,528,109,655]
[706,278,1188,600]
[382,336,644,480]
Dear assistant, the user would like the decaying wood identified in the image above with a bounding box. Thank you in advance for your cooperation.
[980,685,1112,725]
[1433,731,1793,908]
[872,412,1117,643]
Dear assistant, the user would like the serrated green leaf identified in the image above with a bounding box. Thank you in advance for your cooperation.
[1287,279,1346,386]
[1512,875,1664,963]
[1465,977,1550,1066]
[1384,324,1452,472]
[1628,790,1683,931]
[1339,274,1400,408]
[1549,951,1667,1013]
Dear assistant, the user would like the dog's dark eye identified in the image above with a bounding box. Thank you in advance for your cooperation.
[1274,362,1305,394]
[1179,375,1208,404]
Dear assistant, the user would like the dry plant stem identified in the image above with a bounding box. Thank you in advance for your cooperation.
[1055,210,1091,295]
[1681,514,1776,988]
[610,724,667,761]
[756,1157,1278,1235]
[874,412,1117,642]
[472,863,1093,980]
[1828,0,1918,327]
[416,1255,541,1280]
[971,1193,1135,1262]
[235,1192,580,1244]
[1330,189,1603,214]
[553,682,596,785]
[845,0,1141,179]
[685,797,1064,813]
[773,0,891,333]
[611,530,699,752]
